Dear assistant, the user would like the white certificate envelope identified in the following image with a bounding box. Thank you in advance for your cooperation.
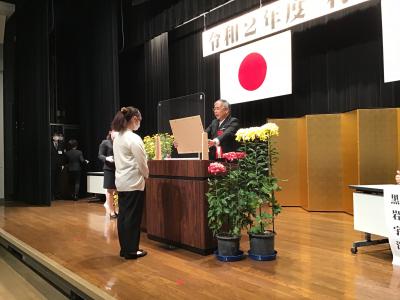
[169,115,204,154]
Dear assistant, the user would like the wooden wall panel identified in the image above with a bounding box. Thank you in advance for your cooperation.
[269,108,399,213]
[298,117,308,210]
[341,110,358,214]
[306,114,343,211]
[358,109,397,185]
[269,118,301,206]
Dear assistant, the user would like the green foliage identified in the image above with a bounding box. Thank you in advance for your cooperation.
[206,137,282,237]
[238,139,282,235]
[206,165,253,237]
[160,133,174,158]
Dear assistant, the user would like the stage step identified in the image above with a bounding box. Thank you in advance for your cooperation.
[0,246,67,299]
[0,228,114,300]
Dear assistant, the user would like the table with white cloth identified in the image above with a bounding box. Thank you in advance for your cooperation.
[349,184,390,254]
[86,172,107,195]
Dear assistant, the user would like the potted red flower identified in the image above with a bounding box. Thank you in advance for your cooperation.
[206,153,251,259]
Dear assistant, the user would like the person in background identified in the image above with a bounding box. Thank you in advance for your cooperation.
[51,132,65,200]
[58,132,66,153]
[205,99,240,160]
[111,106,149,260]
[395,170,400,184]
[65,139,89,200]
[98,130,118,218]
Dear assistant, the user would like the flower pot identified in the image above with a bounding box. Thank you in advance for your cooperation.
[216,234,241,256]
[249,231,275,256]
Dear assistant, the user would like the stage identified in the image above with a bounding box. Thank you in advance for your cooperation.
[0,199,398,299]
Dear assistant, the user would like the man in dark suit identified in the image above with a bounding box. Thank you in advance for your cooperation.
[205,99,240,160]
[50,133,65,200]
[65,139,89,200]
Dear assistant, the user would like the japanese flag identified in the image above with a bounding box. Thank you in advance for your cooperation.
[220,30,292,104]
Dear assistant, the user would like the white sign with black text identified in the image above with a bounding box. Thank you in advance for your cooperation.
[384,186,400,266]
[202,0,372,57]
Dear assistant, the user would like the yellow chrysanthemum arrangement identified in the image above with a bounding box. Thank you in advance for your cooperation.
[234,122,282,235]
[235,123,279,142]
[143,135,156,159]
[143,133,174,160]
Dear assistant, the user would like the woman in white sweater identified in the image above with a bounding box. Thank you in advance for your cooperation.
[111,106,149,259]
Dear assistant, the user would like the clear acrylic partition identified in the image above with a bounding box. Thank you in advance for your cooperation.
[157,92,205,134]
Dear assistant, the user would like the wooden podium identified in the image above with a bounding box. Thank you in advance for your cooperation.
[145,160,216,255]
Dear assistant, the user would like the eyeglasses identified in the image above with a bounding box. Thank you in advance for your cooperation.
[213,107,224,111]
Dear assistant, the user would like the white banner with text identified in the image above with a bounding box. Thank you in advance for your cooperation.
[203,0,371,57]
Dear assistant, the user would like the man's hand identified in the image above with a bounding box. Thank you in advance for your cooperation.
[396,170,400,184]
[106,156,114,163]
[208,139,215,147]
[208,138,220,147]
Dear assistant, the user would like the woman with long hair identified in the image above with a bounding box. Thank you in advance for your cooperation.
[111,106,149,259]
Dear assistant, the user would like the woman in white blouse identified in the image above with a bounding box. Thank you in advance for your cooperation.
[111,106,149,259]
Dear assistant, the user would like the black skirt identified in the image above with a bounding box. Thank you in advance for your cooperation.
[103,169,116,189]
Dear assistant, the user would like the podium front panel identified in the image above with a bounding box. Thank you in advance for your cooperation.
[146,160,216,255]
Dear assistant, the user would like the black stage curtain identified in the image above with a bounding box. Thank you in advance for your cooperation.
[119,33,170,137]
[123,0,236,49]
[169,27,219,127]
[119,45,146,121]
[124,0,378,49]
[54,0,120,171]
[123,1,400,133]
[4,15,16,200]
[76,0,120,170]
[143,32,170,136]
[5,0,121,203]
[13,0,51,205]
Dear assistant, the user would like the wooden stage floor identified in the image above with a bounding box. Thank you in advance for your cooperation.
[0,200,398,299]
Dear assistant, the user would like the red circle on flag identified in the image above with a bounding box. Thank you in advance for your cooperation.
[238,52,267,91]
